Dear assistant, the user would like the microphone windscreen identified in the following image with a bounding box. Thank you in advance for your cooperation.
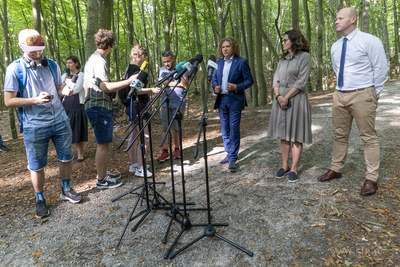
[189,58,195,64]
[194,54,203,63]
[209,55,216,62]
[176,61,185,72]
[65,68,70,76]
[137,71,148,82]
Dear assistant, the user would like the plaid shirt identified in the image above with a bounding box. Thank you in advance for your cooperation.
[83,51,113,110]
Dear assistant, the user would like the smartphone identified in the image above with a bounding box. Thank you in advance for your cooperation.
[45,95,54,99]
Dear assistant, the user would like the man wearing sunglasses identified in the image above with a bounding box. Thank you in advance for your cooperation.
[158,51,189,162]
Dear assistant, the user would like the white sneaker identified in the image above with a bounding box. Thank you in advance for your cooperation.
[135,166,152,177]
[129,163,138,173]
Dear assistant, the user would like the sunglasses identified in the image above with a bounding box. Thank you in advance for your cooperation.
[162,51,173,57]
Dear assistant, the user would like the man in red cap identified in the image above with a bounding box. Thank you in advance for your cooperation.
[3,29,83,218]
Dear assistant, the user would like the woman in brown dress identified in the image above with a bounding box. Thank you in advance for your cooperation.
[267,29,312,182]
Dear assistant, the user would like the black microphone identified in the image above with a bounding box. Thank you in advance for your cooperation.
[207,55,218,81]
[127,71,148,100]
[174,61,193,80]
[71,73,79,83]
[65,68,71,78]
[187,54,203,77]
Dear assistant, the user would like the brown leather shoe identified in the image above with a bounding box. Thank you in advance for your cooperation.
[317,170,342,182]
[360,179,378,196]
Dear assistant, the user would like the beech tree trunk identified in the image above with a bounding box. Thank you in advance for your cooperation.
[255,0,267,104]
[85,0,113,59]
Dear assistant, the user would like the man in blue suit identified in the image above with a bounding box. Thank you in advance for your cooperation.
[212,37,254,172]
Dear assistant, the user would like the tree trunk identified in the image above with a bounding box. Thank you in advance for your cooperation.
[31,0,41,32]
[40,11,55,60]
[255,0,267,105]
[162,0,175,52]
[112,1,120,81]
[52,0,61,66]
[153,0,160,72]
[85,0,113,59]
[303,0,312,92]
[191,0,207,107]
[75,0,86,64]
[359,0,370,33]
[0,0,18,139]
[215,0,232,39]
[316,0,323,90]
[393,0,399,74]
[237,0,248,60]
[291,0,300,30]
[246,0,258,107]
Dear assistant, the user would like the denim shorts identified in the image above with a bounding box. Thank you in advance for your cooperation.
[86,106,113,144]
[23,120,73,171]
[161,106,185,131]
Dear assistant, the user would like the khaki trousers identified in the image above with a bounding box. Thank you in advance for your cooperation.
[331,87,380,181]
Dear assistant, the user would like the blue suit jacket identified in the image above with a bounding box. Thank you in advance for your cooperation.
[212,56,254,111]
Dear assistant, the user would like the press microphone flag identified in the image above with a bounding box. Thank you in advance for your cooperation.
[207,55,217,81]
[127,70,148,99]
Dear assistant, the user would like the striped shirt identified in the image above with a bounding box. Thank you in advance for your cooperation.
[83,51,112,110]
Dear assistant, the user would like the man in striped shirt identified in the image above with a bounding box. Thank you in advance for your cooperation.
[83,29,136,189]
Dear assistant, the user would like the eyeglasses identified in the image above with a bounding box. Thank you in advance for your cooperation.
[282,39,289,44]
[162,51,173,57]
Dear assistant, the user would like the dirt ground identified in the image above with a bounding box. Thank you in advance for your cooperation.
[1,81,400,266]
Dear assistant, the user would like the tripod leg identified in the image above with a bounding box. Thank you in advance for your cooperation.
[131,209,151,232]
[162,216,174,244]
[168,234,206,259]
[214,233,254,257]
[116,187,145,247]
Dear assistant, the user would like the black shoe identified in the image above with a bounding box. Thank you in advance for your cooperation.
[35,200,50,218]
[276,167,290,178]
[288,172,298,183]
[220,156,229,164]
[96,175,122,189]
[60,188,83,203]
[228,161,237,172]
[0,145,9,152]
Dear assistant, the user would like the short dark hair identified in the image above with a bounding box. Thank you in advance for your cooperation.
[94,29,115,50]
[66,55,81,70]
[162,51,174,58]
[281,29,310,59]
[217,37,240,58]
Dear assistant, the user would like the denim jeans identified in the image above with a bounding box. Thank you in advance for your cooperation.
[23,120,73,171]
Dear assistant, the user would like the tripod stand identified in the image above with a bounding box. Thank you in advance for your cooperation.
[167,68,254,259]
[112,89,181,247]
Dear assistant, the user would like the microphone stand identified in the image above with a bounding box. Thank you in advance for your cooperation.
[112,81,183,247]
[167,71,253,259]
[161,68,227,259]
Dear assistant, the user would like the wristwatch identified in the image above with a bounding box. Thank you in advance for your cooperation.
[275,94,281,101]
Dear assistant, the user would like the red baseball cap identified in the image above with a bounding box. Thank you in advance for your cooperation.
[18,29,45,53]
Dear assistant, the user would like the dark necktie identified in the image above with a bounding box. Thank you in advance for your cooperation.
[338,37,347,88]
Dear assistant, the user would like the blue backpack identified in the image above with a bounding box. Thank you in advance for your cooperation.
[13,58,58,133]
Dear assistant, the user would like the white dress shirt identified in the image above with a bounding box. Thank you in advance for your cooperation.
[331,29,389,98]
[221,56,234,95]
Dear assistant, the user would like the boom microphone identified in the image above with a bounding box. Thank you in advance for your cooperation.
[127,70,148,99]
[207,55,218,81]
[187,54,203,77]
